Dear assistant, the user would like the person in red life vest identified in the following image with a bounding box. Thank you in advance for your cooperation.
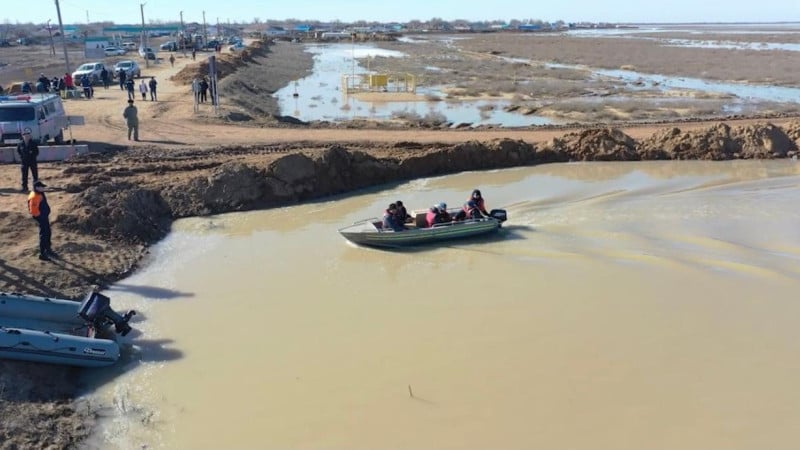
[426,202,452,227]
[469,189,489,216]
[382,203,405,232]
[28,180,55,261]
[464,200,484,219]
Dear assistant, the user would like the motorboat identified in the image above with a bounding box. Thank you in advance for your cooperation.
[339,208,507,248]
[0,291,135,368]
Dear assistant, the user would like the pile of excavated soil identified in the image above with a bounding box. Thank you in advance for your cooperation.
[170,39,271,86]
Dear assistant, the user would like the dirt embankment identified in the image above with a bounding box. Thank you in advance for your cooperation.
[36,120,800,266]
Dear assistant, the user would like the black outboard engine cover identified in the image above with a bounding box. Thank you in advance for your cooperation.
[78,291,136,336]
[489,209,507,223]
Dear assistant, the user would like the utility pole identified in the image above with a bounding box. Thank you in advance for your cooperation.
[202,10,207,49]
[140,2,149,68]
[54,0,70,74]
[46,19,56,56]
[85,10,89,24]
[216,17,220,41]
[179,10,186,56]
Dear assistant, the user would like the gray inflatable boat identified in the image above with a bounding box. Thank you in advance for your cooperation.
[0,291,135,368]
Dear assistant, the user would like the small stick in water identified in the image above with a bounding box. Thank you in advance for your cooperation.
[408,385,414,398]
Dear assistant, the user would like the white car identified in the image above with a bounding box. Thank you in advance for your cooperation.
[138,47,157,59]
[71,62,107,84]
[113,60,141,79]
[104,46,126,56]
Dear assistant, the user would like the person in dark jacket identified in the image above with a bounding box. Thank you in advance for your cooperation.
[100,67,109,89]
[118,69,127,90]
[125,78,135,100]
[382,203,405,232]
[16,128,39,192]
[28,180,54,261]
[395,200,412,224]
[148,76,157,101]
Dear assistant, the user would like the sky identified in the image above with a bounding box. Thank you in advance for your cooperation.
[8,0,800,26]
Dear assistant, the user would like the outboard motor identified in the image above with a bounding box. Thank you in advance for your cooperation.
[489,209,508,223]
[78,291,136,336]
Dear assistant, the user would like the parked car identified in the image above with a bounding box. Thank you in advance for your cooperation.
[229,42,245,52]
[159,41,178,51]
[121,42,138,50]
[138,47,156,58]
[113,60,141,79]
[104,46,126,56]
[204,40,220,49]
[71,62,107,84]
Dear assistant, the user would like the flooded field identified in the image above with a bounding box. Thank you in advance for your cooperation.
[275,24,800,127]
[83,160,800,449]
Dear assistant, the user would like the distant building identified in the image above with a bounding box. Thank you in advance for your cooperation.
[517,24,543,32]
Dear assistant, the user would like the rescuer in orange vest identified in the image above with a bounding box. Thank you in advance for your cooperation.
[28,180,54,261]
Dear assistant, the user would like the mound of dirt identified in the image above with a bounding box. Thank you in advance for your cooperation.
[544,128,639,161]
[163,162,267,216]
[638,122,798,160]
[58,182,171,243]
[732,123,797,158]
[170,39,272,85]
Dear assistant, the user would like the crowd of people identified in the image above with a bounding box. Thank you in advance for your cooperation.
[25,71,99,99]
[5,45,236,264]
[382,189,491,232]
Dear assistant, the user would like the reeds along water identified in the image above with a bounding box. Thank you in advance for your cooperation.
[85,160,800,450]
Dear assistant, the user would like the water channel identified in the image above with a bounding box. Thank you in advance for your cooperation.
[83,160,800,449]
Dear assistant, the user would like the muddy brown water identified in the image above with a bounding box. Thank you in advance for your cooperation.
[81,160,800,449]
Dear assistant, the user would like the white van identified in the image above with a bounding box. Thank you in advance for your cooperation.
[0,94,69,145]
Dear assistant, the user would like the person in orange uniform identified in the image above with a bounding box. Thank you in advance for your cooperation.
[28,180,55,261]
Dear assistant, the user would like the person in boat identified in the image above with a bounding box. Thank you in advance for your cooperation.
[383,203,405,232]
[464,200,485,219]
[454,189,490,221]
[394,200,413,224]
[469,189,489,216]
[426,202,452,227]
